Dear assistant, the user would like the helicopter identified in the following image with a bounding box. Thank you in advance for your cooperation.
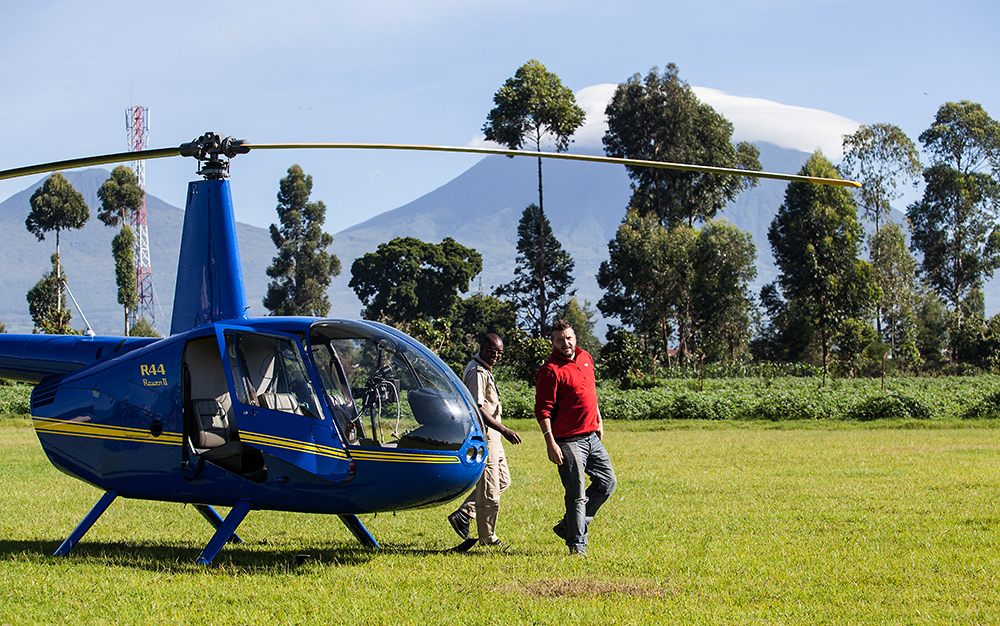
[0,132,858,564]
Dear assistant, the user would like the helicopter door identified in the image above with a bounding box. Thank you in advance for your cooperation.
[217,327,352,483]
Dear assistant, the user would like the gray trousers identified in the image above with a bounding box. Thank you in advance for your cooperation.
[556,431,616,552]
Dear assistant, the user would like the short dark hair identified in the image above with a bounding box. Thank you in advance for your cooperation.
[550,319,573,334]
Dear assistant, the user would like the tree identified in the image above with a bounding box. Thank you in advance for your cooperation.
[493,204,575,336]
[25,173,89,320]
[129,317,160,338]
[97,165,144,227]
[26,254,74,334]
[869,222,920,357]
[600,325,643,386]
[598,210,674,368]
[407,293,518,375]
[264,165,341,317]
[556,297,601,357]
[483,60,585,330]
[599,210,757,367]
[766,151,880,381]
[692,220,757,361]
[841,124,922,342]
[916,290,949,364]
[112,226,138,332]
[832,317,879,378]
[98,166,144,335]
[483,59,585,214]
[841,124,923,232]
[603,64,761,227]
[907,102,1000,328]
[349,237,482,324]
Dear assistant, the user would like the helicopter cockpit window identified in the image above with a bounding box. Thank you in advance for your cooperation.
[309,321,475,450]
[225,332,322,419]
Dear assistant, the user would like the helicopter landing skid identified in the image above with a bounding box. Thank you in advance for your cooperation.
[53,489,119,557]
[338,514,381,549]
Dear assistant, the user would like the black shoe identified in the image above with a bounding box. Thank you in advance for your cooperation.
[448,510,470,539]
[553,520,567,540]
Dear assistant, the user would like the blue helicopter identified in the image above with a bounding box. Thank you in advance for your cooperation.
[0,133,858,564]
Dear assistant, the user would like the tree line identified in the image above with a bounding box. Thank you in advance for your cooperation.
[7,61,999,389]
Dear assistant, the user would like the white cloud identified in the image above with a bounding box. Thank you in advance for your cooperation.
[692,87,860,160]
[571,84,618,151]
[470,83,860,160]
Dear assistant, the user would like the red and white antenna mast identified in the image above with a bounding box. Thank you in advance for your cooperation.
[125,106,156,330]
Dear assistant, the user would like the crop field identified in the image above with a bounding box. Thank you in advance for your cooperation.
[3,408,1000,625]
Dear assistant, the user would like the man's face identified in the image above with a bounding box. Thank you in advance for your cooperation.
[552,327,577,360]
[479,338,504,367]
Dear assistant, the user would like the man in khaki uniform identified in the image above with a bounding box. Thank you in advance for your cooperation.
[447,333,521,546]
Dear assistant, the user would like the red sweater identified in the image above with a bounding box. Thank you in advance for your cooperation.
[534,347,600,438]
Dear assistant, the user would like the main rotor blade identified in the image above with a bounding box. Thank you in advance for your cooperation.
[246,142,862,189]
[0,139,861,189]
[0,147,181,181]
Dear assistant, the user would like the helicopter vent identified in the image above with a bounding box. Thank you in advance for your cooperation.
[31,375,67,409]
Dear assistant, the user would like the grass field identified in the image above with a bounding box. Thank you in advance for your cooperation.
[3,416,1000,625]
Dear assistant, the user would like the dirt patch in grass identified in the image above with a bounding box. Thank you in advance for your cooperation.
[512,577,674,598]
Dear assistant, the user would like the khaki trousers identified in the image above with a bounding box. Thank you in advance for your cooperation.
[458,426,510,544]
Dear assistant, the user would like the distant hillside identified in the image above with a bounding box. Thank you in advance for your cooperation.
[327,143,811,330]
[0,169,272,334]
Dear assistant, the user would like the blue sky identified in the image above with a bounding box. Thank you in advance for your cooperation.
[1,0,997,231]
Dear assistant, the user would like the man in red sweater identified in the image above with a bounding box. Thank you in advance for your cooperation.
[534,319,617,555]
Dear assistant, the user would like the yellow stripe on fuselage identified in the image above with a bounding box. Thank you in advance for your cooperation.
[348,448,460,464]
[239,431,348,460]
[32,417,459,464]
[33,417,183,445]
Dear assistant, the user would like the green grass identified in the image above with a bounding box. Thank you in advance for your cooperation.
[3,417,1000,624]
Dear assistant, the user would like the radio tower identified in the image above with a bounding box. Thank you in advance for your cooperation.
[126,106,156,331]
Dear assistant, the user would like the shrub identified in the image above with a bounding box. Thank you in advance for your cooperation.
[961,391,1000,420]
[671,393,726,420]
[0,382,32,417]
[844,393,931,421]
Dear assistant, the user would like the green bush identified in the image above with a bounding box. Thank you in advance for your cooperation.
[744,393,836,421]
[0,382,32,417]
[961,391,1000,420]
[494,374,1000,423]
[844,393,931,421]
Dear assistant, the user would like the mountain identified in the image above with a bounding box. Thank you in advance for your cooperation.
[325,142,812,331]
[0,169,273,334]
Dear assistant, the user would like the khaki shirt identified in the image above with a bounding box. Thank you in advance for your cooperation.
[462,355,501,424]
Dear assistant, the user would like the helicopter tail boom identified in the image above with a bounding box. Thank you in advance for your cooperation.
[0,335,157,384]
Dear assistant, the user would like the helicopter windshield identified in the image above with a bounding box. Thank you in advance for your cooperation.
[308,321,475,450]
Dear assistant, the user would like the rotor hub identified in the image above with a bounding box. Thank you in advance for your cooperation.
[178,132,250,179]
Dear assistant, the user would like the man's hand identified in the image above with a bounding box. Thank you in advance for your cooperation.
[546,438,563,465]
[502,427,522,445]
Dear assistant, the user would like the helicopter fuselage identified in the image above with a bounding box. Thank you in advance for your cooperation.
[3,317,486,516]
